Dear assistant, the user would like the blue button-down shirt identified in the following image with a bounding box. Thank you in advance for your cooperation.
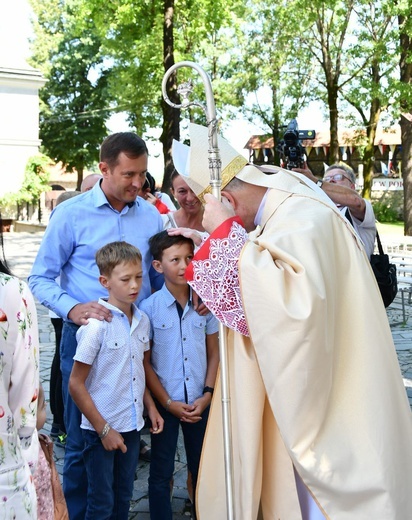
[74,299,150,432]
[28,181,163,319]
[139,285,219,404]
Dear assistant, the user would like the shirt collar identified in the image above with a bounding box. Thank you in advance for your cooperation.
[98,297,142,320]
[254,188,270,227]
[93,182,138,211]
[160,283,192,308]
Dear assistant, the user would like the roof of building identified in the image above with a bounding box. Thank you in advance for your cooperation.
[244,125,401,149]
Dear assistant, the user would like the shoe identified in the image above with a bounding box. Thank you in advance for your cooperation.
[55,433,67,448]
[50,423,60,439]
[139,439,151,462]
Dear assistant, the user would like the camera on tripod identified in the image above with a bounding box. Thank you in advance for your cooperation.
[277,119,316,169]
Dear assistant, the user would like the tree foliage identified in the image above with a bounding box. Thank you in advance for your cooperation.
[28,0,412,231]
[30,0,113,189]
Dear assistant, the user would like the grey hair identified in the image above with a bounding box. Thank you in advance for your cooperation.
[225,176,246,192]
[325,163,356,184]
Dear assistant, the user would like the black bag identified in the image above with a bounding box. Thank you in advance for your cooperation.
[370,231,398,307]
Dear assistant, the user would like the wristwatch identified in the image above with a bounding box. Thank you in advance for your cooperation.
[316,179,324,188]
[203,386,214,396]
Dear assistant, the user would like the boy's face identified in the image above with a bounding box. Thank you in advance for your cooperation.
[99,260,143,310]
[153,242,194,287]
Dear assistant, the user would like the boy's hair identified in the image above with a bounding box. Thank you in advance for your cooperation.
[100,132,148,169]
[149,231,194,261]
[96,241,142,276]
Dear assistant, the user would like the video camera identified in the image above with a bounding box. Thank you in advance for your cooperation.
[277,119,316,169]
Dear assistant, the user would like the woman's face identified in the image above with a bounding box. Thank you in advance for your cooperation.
[171,175,202,215]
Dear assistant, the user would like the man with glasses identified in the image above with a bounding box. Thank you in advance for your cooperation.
[296,163,376,258]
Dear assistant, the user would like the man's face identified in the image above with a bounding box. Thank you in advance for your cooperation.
[100,152,148,210]
[323,168,354,189]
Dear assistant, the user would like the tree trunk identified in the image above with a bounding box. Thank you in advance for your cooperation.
[76,167,84,192]
[328,87,340,164]
[400,114,412,235]
[399,15,412,235]
[160,0,180,195]
[362,74,381,199]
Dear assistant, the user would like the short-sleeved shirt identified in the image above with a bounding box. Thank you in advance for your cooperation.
[139,285,219,403]
[74,299,150,433]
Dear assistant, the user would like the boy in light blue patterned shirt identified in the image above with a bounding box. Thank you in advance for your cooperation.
[69,241,163,520]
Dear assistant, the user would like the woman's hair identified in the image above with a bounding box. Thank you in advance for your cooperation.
[0,216,11,275]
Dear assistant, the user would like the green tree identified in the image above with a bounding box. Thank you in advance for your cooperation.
[342,1,398,198]
[73,0,247,190]
[30,0,112,190]
[234,0,315,167]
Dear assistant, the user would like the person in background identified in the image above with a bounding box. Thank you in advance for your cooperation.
[80,173,103,193]
[69,241,163,519]
[34,383,69,519]
[49,190,81,448]
[143,172,176,214]
[162,170,208,246]
[0,217,39,518]
[28,132,163,520]
[294,162,376,258]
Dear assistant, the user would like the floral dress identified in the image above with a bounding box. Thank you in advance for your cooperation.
[0,273,39,519]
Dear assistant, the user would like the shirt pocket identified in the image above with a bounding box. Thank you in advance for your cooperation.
[191,318,207,343]
[107,339,123,350]
[152,319,174,347]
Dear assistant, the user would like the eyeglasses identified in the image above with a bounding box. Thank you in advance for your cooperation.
[323,173,353,183]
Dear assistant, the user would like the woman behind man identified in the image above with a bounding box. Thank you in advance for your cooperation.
[162,171,208,247]
[0,221,39,518]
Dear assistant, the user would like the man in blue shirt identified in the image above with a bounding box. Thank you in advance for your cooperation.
[29,132,163,520]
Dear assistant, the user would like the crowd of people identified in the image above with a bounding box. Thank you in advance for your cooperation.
[0,125,411,520]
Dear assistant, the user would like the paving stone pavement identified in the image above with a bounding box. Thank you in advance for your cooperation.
[3,230,412,519]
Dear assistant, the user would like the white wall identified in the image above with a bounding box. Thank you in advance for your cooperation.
[0,67,46,197]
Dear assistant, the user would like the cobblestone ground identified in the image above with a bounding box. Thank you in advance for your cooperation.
[4,231,412,518]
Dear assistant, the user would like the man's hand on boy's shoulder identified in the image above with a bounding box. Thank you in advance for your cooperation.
[101,429,127,453]
[68,300,112,326]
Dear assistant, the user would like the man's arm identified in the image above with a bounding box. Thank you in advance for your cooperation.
[293,167,366,220]
[28,209,112,324]
[69,361,127,452]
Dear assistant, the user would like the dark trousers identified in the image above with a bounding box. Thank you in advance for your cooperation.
[60,321,87,520]
[82,429,140,520]
[50,317,65,432]
[148,402,209,520]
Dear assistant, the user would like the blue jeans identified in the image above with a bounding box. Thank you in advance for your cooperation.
[60,321,87,520]
[82,429,140,520]
[148,402,209,520]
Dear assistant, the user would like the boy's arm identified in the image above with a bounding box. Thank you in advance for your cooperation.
[204,331,219,389]
[143,388,164,434]
[69,361,127,453]
[182,331,219,420]
[143,349,195,420]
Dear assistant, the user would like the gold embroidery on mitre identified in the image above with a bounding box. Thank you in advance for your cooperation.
[197,155,248,204]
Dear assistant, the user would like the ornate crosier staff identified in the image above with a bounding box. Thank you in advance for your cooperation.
[162,61,235,520]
